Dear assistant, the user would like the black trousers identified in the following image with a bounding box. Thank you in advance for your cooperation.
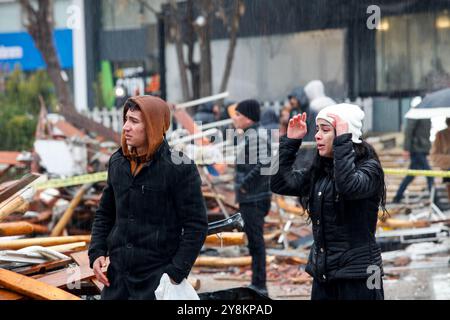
[239,198,271,289]
[311,278,384,300]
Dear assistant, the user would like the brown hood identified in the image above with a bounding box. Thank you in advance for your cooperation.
[121,95,171,161]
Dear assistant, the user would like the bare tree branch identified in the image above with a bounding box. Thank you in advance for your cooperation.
[197,0,214,97]
[19,0,119,142]
[186,0,200,99]
[219,0,244,94]
[169,0,190,101]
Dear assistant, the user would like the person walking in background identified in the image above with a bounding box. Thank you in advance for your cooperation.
[304,80,336,113]
[393,118,433,203]
[280,87,309,136]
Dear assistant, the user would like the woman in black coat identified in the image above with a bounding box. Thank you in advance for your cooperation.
[271,104,387,300]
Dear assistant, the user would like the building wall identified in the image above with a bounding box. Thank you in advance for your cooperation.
[101,0,167,30]
[166,28,346,103]
[0,0,73,33]
[0,1,23,32]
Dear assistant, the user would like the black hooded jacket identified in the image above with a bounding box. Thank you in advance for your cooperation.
[288,87,316,142]
[271,134,383,282]
[88,141,208,299]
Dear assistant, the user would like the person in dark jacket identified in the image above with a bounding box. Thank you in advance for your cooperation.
[393,119,433,203]
[88,96,208,300]
[271,103,386,300]
[231,99,272,296]
[287,87,309,119]
[286,87,316,170]
[194,102,219,125]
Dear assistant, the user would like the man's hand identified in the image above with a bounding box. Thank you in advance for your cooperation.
[287,113,308,140]
[93,256,110,287]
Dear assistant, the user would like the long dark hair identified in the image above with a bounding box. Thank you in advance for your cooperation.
[300,140,388,220]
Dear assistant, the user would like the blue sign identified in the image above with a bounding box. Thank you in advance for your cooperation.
[0,29,73,72]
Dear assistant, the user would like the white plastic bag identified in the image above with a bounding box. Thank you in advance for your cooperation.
[154,273,199,300]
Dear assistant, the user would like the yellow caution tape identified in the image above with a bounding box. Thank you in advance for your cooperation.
[384,168,450,178]
[34,172,107,190]
[31,168,450,191]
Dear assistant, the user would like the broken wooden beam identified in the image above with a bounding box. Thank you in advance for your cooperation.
[194,256,275,268]
[50,184,92,237]
[0,268,81,300]
[264,230,282,243]
[274,255,308,265]
[34,263,94,289]
[276,196,304,216]
[0,235,91,250]
[0,192,31,221]
[0,221,49,236]
[47,241,87,253]
[13,258,72,276]
[0,288,26,300]
[378,218,430,229]
[70,250,104,292]
[205,232,246,246]
[0,174,39,204]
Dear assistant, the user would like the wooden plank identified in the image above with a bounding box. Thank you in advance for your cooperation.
[35,263,94,289]
[13,258,72,276]
[0,196,30,222]
[276,196,304,215]
[50,184,92,236]
[0,221,48,236]
[47,242,87,253]
[0,235,91,250]
[205,232,246,246]
[0,174,39,205]
[378,218,430,229]
[194,256,275,268]
[0,268,80,300]
[0,288,26,300]
[70,250,104,292]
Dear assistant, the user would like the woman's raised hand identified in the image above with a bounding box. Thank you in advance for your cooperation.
[287,112,308,140]
[327,113,349,137]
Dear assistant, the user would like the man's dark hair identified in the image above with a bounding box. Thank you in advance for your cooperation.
[124,99,140,114]
[123,100,141,124]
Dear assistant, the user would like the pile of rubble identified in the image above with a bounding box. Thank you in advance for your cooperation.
[1,98,449,300]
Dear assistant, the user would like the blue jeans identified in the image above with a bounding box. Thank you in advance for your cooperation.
[394,152,434,201]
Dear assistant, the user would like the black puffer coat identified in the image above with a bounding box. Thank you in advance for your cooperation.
[88,140,208,299]
[271,134,383,282]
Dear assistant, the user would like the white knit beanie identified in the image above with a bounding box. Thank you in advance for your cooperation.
[316,103,365,144]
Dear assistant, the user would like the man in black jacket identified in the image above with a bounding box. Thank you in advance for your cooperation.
[88,96,208,300]
[231,99,272,296]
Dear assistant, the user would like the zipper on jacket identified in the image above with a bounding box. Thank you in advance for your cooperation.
[335,193,339,202]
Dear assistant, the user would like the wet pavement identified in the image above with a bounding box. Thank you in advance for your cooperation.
[383,258,450,300]
[194,257,450,300]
